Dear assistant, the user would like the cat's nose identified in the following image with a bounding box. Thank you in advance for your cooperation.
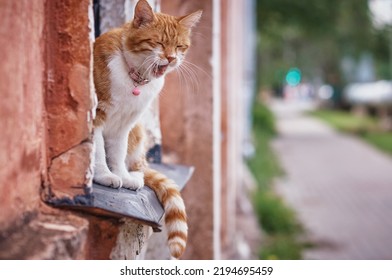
[167,56,176,63]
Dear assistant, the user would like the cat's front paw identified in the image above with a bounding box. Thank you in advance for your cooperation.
[94,172,122,188]
[121,171,144,191]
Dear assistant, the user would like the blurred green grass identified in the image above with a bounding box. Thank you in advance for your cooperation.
[362,133,392,155]
[247,101,305,260]
[311,109,392,156]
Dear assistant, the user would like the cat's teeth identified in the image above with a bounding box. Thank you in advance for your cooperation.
[154,64,168,77]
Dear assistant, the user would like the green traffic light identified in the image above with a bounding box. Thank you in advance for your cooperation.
[285,68,301,86]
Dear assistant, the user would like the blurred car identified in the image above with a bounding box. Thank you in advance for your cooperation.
[344,80,392,107]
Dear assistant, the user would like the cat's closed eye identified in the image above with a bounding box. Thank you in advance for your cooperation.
[177,45,188,50]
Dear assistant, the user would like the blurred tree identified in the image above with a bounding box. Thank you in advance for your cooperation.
[256,0,390,92]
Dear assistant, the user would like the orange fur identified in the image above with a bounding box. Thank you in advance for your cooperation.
[127,125,188,259]
[144,167,188,259]
[93,28,123,126]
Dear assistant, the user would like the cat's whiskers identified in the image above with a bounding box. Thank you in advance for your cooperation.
[177,63,200,94]
[123,51,157,80]
[138,57,155,74]
[183,60,212,79]
[133,54,156,76]
[136,54,155,71]
[141,57,160,78]
[180,62,199,82]
[177,64,195,95]
[174,65,186,98]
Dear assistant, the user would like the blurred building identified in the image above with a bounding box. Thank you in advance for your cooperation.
[0,0,258,259]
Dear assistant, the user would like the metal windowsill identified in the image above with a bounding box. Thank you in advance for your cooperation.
[49,163,194,232]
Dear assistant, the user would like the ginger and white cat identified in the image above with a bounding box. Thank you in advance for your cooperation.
[92,0,201,258]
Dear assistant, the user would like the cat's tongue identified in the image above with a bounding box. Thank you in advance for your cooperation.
[155,64,168,77]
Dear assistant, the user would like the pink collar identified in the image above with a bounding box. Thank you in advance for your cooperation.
[123,54,150,96]
[128,68,150,87]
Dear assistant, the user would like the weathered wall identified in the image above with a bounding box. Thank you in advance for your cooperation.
[220,0,258,259]
[221,0,245,254]
[219,0,230,254]
[44,0,95,198]
[160,0,216,259]
[0,0,47,230]
[0,0,95,259]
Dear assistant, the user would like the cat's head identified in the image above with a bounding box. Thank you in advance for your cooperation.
[123,0,202,80]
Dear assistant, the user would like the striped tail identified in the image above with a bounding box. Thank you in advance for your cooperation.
[144,167,188,259]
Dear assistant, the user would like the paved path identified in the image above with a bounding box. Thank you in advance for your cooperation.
[271,100,392,259]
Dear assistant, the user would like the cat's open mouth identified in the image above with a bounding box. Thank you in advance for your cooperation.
[153,64,169,77]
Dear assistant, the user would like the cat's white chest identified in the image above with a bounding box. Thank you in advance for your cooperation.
[104,52,164,135]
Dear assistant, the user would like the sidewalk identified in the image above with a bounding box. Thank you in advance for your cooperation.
[271,100,392,259]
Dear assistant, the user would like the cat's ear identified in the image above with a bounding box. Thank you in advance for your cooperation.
[133,0,155,28]
[178,10,202,29]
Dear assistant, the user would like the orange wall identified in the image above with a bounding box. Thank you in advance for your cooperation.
[44,0,94,197]
[220,0,247,255]
[0,0,47,230]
